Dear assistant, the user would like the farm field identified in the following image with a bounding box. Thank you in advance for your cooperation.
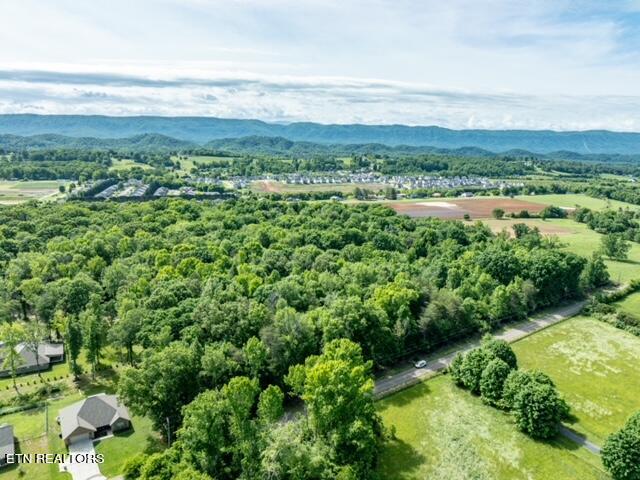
[377,375,606,480]
[173,155,237,174]
[388,197,546,219]
[0,180,69,204]
[251,179,390,194]
[515,193,639,211]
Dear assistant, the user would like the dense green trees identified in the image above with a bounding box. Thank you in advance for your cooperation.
[601,233,632,260]
[450,339,568,440]
[0,197,598,477]
[602,411,640,480]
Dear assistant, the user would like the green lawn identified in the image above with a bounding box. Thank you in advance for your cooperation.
[515,193,639,211]
[0,181,69,204]
[109,158,153,172]
[377,376,606,480]
[512,316,640,444]
[614,291,640,317]
[95,414,163,477]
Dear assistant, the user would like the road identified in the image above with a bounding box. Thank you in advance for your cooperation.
[559,426,602,455]
[374,299,587,398]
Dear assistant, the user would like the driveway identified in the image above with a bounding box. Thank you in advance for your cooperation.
[59,438,106,480]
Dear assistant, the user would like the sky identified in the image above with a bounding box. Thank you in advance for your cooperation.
[1,0,640,130]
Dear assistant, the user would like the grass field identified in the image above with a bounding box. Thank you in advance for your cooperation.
[0,180,69,204]
[515,193,639,211]
[378,376,606,480]
[614,292,640,317]
[172,155,236,174]
[378,316,640,479]
[513,316,640,444]
[109,158,153,172]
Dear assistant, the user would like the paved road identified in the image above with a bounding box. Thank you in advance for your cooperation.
[374,300,586,398]
[559,426,602,454]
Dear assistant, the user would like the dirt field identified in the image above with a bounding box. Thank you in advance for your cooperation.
[389,198,546,219]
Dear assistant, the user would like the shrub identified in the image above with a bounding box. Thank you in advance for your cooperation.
[449,352,465,386]
[480,358,511,406]
[481,335,517,369]
[513,382,566,439]
[601,411,640,480]
[459,348,493,394]
[123,453,148,480]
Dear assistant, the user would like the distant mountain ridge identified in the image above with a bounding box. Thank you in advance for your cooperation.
[1,114,640,154]
[3,132,640,164]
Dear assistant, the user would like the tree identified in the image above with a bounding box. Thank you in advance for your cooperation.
[502,369,555,409]
[287,339,382,477]
[0,323,25,392]
[601,234,631,261]
[242,336,269,380]
[481,335,517,370]
[23,319,46,377]
[257,385,284,424]
[81,296,106,379]
[580,253,610,290]
[109,308,142,365]
[64,315,83,379]
[458,348,493,394]
[512,382,567,439]
[492,208,505,219]
[480,358,511,406]
[602,411,640,480]
[118,342,201,436]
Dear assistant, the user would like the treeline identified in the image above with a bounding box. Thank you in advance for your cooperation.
[0,199,607,478]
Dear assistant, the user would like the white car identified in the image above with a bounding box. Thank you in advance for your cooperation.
[414,360,427,368]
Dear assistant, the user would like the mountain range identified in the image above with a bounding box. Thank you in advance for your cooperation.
[1,114,640,154]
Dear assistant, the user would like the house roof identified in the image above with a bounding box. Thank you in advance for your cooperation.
[0,342,64,375]
[59,394,130,441]
[0,424,14,460]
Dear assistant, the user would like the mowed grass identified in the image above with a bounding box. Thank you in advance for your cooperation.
[512,316,640,444]
[172,155,237,174]
[614,291,640,317]
[484,218,640,285]
[95,414,163,478]
[377,376,606,480]
[515,193,640,211]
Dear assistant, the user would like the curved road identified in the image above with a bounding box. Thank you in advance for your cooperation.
[374,300,587,398]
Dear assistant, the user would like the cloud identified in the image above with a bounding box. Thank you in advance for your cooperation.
[0,67,639,131]
[0,1,640,129]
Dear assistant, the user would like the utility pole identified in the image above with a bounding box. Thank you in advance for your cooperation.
[166,417,171,447]
[45,404,48,434]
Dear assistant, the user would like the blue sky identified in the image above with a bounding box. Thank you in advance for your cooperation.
[1,0,639,130]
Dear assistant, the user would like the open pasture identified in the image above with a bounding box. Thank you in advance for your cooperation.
[377,375,606,480]
[515,193,639,211]
[0,180,68,204]
[389,197,546,219]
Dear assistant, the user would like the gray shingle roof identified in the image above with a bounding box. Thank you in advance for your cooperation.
[59,394,130,442]
[0,342,64,375]
[0,424,14,461]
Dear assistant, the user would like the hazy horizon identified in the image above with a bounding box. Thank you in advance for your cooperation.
[1,1,640,131]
